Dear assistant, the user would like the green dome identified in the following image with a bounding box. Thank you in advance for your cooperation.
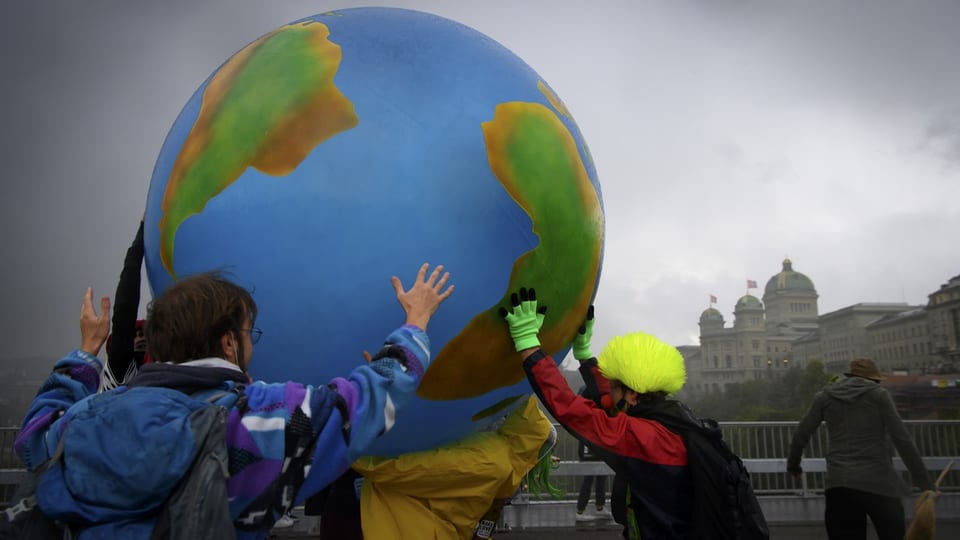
[735,294,763,311]
[700,307,724,321]
[764,258,816,296]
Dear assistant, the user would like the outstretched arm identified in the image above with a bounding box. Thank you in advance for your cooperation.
[16,288,110,469]
[879,390,935,491]
[571,306,611,405]
[500,290,685,466]
[294,264,456,501]
[787,393,826,477]
[105,220,144,386]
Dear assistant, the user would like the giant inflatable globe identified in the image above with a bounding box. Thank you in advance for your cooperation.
[144,7,604,456]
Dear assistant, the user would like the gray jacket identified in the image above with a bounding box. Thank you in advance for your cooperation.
[787,375,934,496]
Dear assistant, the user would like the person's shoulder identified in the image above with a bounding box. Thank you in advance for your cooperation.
[865,383,893,400]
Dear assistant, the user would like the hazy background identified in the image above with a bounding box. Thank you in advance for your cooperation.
[2,0,958,365]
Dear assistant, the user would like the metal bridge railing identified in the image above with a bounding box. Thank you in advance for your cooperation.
[2,421,959,520]
[517,421,960,504]
[0,427,22,507]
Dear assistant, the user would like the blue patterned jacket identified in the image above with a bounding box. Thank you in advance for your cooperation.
[15,324,431,539]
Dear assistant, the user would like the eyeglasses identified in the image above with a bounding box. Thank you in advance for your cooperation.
[242,327,263,345]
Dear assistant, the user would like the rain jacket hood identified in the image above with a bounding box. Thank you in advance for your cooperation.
[823,375,882,403]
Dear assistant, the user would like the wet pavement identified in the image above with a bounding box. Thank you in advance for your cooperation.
[270,513,960,539]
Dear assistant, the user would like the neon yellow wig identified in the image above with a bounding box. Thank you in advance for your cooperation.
[597,332,686,395]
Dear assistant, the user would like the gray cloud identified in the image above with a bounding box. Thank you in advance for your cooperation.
[2,0,959,361]
[920,109,960,166]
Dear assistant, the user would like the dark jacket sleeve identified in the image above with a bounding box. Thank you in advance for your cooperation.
[877,388,935,491]
[788,391,826,470]
[578,357,609,407]
[107,221,144,378]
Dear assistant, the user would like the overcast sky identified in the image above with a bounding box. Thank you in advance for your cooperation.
[2,0,958,365]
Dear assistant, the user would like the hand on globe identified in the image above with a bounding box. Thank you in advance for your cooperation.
[498,287,547,352]
[391,263,454,331]
[572,305,595,361]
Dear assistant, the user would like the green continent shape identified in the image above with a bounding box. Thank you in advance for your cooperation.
[158,21,358,277]
[418,101,604,400]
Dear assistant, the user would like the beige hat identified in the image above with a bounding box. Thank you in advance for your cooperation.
[845,358,886,381]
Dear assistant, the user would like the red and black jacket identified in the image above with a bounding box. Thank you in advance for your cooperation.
[523,350,692,539]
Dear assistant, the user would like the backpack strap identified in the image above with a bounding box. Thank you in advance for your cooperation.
[150,404,235,540]
[1,431,73,539]
[190,384,248,411]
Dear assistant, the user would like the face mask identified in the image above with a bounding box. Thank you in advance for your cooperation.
[599,394,628,417]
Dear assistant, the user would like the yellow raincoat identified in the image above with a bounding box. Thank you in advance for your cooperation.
[354,396,553,539]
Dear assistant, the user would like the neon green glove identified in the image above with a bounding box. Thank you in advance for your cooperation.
[572,305,595,361]
[498,287,548,351]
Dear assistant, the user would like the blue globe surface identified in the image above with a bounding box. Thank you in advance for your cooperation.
[144,7,604,456]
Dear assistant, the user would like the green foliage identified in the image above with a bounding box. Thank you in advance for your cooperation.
[688,360,833,421]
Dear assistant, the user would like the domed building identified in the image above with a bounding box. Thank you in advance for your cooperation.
[762,258,819,336]
[683,261,954,398]
[691,258,820,395]
[698,307,724,333]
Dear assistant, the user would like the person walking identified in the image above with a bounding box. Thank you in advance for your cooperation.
[788,357,936,540]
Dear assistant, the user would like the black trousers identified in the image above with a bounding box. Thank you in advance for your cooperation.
[824,486,905,540]
[576,475,607,512]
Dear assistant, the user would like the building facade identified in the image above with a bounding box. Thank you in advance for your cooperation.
[865,308,936,374]
[814,303,924,373]
[686,261,957,396]
[927,275,960,365]
[692,258,819,394]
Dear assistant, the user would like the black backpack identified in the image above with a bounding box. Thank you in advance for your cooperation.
[638,401,770,540]
[1,389,240,540]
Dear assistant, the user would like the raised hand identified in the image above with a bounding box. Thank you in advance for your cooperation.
[498,287,547,352]
[391,263,454,331]
[572,305,595,361]
[80,287,111,356]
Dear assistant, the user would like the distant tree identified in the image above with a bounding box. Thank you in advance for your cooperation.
[687,360,833,421]
[797,359,832,408]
